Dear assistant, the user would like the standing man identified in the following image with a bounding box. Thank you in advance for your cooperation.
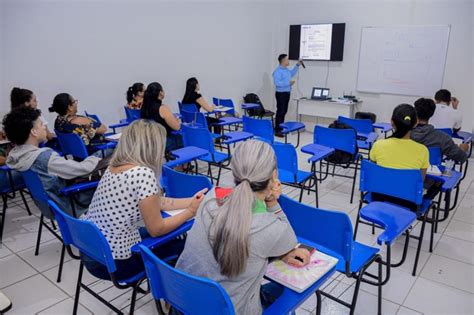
[272,54,303,137]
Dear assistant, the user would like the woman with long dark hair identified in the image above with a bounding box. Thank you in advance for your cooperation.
[140,82,182,151]
[182,77,221,134]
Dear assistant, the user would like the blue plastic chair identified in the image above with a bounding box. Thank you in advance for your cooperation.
[180,109,206,127]
[48,200,146,315]
[0,166,31,243]
[55,130,115,160]
[428,147,443,166]
[243,116,274,144]
[313,125,362,203]
[139,245,235,315]
[162,165,212,198]
[355,160,435,276]
[337,116,378,150]
[272,143,318,207]
[178,102,199,114]
[181,125,230,185]
[218,98,237,116]
[85,111,129,134]
[124,106,141,123]
[21,170,98,282]
[279,195,383,315]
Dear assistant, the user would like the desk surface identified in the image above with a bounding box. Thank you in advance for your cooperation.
[296,97,362,106]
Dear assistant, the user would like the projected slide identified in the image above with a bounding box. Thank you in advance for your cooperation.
[299,24,333,60]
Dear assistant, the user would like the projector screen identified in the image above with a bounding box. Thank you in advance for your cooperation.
[289,23,345,61]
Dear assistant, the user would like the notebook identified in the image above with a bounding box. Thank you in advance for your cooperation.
[427,165,442,176]
[265,247,338,293]
[105,133,121,141]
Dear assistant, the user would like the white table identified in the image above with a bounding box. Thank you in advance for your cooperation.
[295,98,362,122]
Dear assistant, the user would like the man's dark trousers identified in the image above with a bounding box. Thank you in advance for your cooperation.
[275,91,290,133]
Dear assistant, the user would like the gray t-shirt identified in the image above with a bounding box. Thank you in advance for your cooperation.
[176,189,298,314]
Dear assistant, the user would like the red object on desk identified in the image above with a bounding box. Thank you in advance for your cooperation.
[215,187,233,199]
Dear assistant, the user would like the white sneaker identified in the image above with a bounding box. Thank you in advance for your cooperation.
[0,291,12,313]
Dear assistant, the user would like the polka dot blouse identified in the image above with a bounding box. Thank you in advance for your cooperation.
[81,166,158,259]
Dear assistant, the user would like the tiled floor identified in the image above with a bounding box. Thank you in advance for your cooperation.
[1,131,473,314]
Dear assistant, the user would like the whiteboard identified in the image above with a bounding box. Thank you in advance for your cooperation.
[356,25,450,96]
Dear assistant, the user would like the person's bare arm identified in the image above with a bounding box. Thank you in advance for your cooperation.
[95,123,107,135]
[140,189,206,237]
[421,168,427,180]
[140,195,195,237]
[159,188,208,210]
[281,247,311,267]
[160,105,181,131]
[196,97,215,112]
[70,116,107,134]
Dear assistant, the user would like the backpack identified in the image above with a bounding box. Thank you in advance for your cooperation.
[243,93,267,116]
[325,120,359,165]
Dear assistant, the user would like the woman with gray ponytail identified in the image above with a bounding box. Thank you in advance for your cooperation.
[176,140,310,314]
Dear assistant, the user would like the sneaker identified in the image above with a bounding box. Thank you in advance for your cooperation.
[0,291,12,313]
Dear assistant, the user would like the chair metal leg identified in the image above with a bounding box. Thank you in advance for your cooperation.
[350,158,359,204]
[155,300,166,315]
[57,244,66,283]
[129,283,140,315]
[298,185,304,202]
[73,261,84,315]
[19,190,32,216]
[35,215,44,256]
[207,163,214,185]
[349,274,363,315]
[413,213,428,276]
[0,195,7,243]
[314,176,319,208]
[429,205,436,253]
[216,165,223,186]
[315,290,322,315]
[353,202,362,240]
[377,259,383,315]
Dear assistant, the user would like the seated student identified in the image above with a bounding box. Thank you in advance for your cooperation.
[3,107,101,216]
[140,82,182,152]
[10,87,55,141]
[126,82,145,110]
[80,119,207,280]
[176,140,311,314]
[370,104,440,211]
[49,93,107,146]
[412,98,468,164]
[430,89,462,132]
[182,77,221,134]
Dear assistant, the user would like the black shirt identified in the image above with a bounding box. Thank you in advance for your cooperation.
[140,101,173,136]
[182,91,202,111]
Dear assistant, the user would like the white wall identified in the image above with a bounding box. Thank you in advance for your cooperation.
[1,0,278,126]
[2,0,472,132]
[274,0,473,131]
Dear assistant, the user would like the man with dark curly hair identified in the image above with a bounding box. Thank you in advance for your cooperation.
[3,107,101,216]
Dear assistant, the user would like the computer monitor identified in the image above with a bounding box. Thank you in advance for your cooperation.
[311,87,330,100]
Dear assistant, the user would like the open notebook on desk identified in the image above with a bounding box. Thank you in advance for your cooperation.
[265,246,338,293]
